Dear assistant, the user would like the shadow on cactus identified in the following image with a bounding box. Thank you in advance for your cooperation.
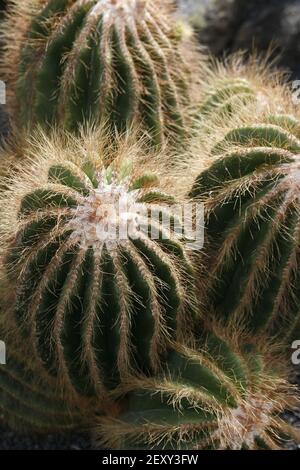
[0,322,95,433]
[190,114,300,343]
[95,328,300,450]
[1,0,198,147]
[0,128,196,399]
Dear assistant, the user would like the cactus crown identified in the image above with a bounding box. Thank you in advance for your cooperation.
[96,330,299,450]
[0,129,196,398]
[171,58,297,199]
[1,0,196,146]
[190,115,300,342]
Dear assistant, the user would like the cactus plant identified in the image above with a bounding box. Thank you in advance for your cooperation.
[0,129,196,399]
[195,55,296,132]
[189,116,300,343]
[0,351,91,433]
[1,0,197,146]
[96,330,299,449]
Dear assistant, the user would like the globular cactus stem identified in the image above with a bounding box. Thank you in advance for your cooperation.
[96,331,299,450]
[0,129,196,400]
[190,115,300,343]
[1,0,197,146]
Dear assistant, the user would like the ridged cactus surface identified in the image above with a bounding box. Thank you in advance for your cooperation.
[96,333,298,449]
[190,117,300,342]
[0,131,195,399]
[2,0,195,146]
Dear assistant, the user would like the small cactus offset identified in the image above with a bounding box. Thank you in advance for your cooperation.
[1,0,197,146]
[190,116,300,342]
[0,129,196,399]
[96,331,299,450]
[196,55,293,129]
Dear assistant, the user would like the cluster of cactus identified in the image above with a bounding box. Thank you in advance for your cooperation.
[0,0,300,452]
[96,330,299,450]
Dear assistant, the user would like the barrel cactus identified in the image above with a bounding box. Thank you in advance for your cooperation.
[190,116,300,342]
[0,130,196,399]
[96,331,299,449]
[1,0,197,146]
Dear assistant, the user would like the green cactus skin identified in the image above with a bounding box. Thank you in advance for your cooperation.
[96,333,298,450]
[2,142,195,399]
[3,0,194,146]
[194,55,299,144]
[190,118,300,343]
[211,123,300,156]
[266,114,300,135]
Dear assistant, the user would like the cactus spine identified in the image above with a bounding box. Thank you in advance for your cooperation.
[96,332,299,450]
[0,130,195,399]
[2,0,196,146]
[195,56,292,131]
[199,77,256,123]
[190,116,300,342]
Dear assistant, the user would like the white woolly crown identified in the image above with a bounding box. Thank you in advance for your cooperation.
[68,174,145,251]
